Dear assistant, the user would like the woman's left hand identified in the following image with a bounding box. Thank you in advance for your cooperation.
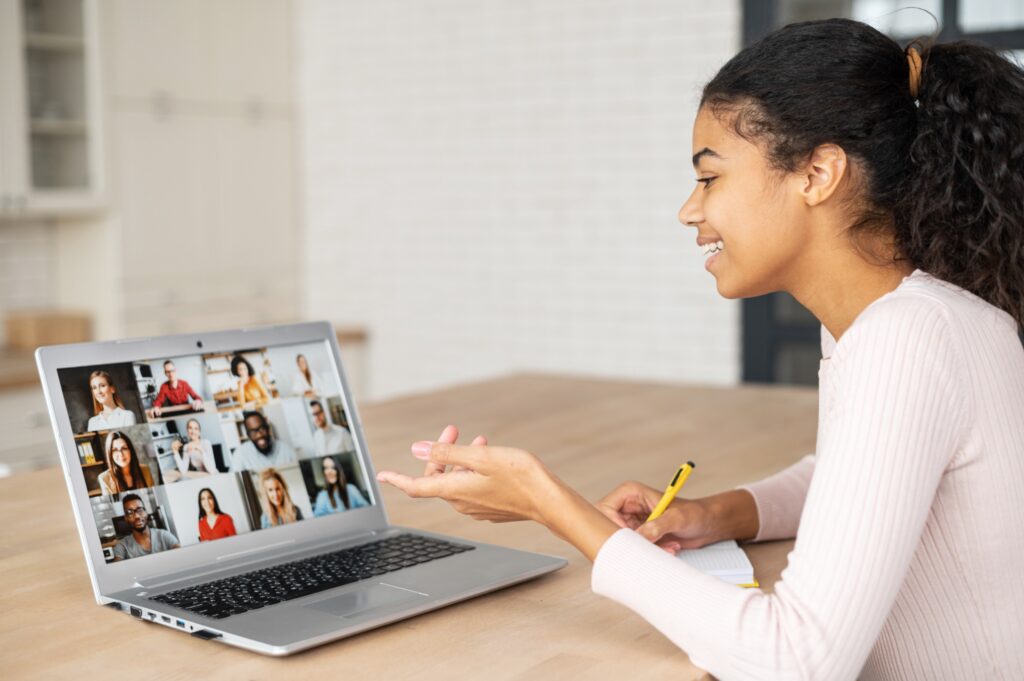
[376,434,557,524]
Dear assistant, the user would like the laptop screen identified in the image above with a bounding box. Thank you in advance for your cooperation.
[56,340,374,564]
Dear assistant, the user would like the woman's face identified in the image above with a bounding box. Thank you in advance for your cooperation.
[264,478,284,508]
[237,362,250,380]
[187,420,201,442]
[678,106,814,299]
[91,376,113,406]
[322,458,339,484]
[297,355,308,372]
[200,490,216,515]
[110,438,132,468]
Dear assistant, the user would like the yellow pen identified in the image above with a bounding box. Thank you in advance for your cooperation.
[646,461,695,522]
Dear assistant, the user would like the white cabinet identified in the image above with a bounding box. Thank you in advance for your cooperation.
[0,0,106,218]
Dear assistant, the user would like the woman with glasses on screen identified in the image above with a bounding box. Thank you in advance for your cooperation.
[377,19,1024,679]
[97,431,149,496]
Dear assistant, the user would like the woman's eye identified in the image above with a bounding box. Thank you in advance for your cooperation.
[697,176,717,190]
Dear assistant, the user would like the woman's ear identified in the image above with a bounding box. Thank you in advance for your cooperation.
[800,143,848,206]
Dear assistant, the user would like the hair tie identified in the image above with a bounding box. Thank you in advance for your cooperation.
[906,47,923,99]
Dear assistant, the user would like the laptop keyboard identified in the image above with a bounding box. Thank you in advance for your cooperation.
[151,534,474,620]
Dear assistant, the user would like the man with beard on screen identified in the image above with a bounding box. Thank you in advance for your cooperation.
[228,410,297,473]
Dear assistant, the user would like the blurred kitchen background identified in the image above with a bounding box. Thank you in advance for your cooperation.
[2,0,1022,475]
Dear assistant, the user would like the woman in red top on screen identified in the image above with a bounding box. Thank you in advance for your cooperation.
[197,487,237,542]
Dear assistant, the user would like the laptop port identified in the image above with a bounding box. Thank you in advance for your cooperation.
[129,607,142,619]
[176,620,186,628]
[161,616,170,624]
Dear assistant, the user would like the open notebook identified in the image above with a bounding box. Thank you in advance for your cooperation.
[677,540,759,588]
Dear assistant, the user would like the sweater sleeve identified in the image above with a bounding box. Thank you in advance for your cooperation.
[592,298,968,680]
[738,454,816,542]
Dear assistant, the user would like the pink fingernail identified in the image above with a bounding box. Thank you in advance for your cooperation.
[412,441,433,459]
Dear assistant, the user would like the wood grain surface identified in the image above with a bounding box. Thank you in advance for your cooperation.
[0,374,817,680]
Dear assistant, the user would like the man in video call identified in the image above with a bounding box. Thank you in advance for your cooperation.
[229,410,297,472]
[113,494,181,561]
[149,360,204,417]
[310,400,355,456]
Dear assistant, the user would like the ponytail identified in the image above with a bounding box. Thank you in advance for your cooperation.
[895,41,1024,326]
[701,19,1024,325]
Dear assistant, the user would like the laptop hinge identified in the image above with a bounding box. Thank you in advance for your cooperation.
[134,528,380,591]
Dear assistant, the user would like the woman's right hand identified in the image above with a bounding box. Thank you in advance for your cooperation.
[596,481,719,553]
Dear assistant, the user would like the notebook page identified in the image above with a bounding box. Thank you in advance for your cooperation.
[677,540,754,577]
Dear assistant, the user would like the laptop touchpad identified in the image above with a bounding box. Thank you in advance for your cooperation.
[305,583,428,619]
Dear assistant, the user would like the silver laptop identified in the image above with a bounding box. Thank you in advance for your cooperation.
[36,321,566,655]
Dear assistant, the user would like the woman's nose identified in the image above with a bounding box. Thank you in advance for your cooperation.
[678,185,703,228]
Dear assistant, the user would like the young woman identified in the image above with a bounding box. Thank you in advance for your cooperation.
[170,418,218,475]
[312,455,369,516]
[86,370,136,432]
[376,19,1024,679]
[97,431,148,496]
[231,354,270,408]
[291,353,323,397]
[196,488,237,541]
[258,467,303,528]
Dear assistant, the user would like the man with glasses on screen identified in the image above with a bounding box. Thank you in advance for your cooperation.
[112,494,180,561]
[228,410,297,473]
[310,400,354,456]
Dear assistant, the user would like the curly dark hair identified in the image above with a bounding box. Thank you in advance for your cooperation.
[230,354,256,378]
[701,18,1024,326]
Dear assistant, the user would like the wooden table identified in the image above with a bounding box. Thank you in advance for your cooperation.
[0,374,817,680]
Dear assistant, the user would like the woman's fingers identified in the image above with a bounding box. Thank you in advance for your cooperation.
[376,470,447,498]
[424,425,459,477]
[412,440,493,472]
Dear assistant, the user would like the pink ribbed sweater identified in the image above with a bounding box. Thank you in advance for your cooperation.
[592,270,1024,680]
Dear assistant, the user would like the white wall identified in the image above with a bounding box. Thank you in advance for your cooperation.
[298,0,742,400]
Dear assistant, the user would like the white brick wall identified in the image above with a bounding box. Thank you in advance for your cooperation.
[0,220,57,318]
[299,0,742,400]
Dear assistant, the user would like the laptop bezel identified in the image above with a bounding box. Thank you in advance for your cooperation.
[36,321,392,599]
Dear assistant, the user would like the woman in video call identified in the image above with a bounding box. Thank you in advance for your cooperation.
[376,19,1024,680]
[259,468,303,528]
[312,455,369,516]
[86,370,136,432]
[231,354,270,408]
[291,353,323,397]
[97,431,149,496]
[197,487,237,542]
[170,418,218,475]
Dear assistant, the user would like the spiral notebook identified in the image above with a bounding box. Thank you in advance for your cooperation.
[677,540,759,588]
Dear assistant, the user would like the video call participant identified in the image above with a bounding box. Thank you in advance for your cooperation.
[231,355,270,408]
[97,431,149,496]
[312,455,369,516]
[197,488,237,542]
[228,411,297,473]
[149,360,204,417]
[291,353,324,397]
[310,400,354,456]
[170,418,218,475]
[112,494,180,561]
[259,468,304,528]
[86,370,137,431]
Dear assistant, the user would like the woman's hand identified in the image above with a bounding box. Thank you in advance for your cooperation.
[377,425,624,560]
[596,481,718,553]
[171,439,182,455]
[597,483,761,553]
[377,431,551,523]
